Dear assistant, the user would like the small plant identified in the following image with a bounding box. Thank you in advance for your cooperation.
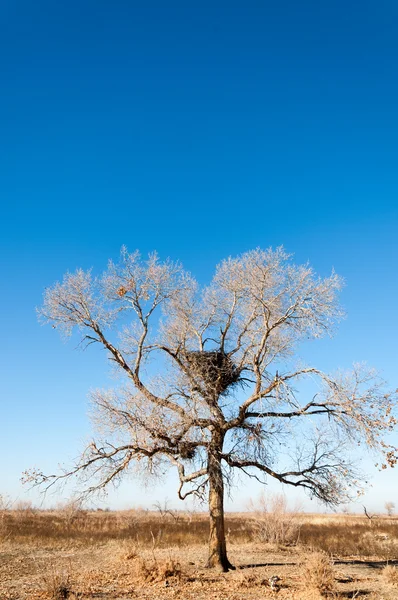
[41,568,74,599]
[132,556,184,583]
[234,570,262,587]
[124,546,139,561]
[157,558,183,581]
[382,564,398,586]
[300,551,336,597]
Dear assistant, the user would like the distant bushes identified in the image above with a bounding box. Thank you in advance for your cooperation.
[1,505,398,560]
[0,508,249,547]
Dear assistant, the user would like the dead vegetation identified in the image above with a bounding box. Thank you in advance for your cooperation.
[249,494,302,546]
[40,567,74,600]
[2,507,398,599]
[300,551,336,596]
[382,564,398,586]
[132,555,185,583]
[3,505,398,560]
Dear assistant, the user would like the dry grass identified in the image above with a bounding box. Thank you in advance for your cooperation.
[0,507,226,546]
[249,493,302,545]
[3,507,398,559]
[300,551,336,597]
[299,516,398,560]
[40,566,74,599]
[133,556,185,583]
[382,564,398,586]
[2,508,398,599]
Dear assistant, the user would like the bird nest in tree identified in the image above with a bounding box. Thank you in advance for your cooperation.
[185,351,242,396]
[178,442,197,460]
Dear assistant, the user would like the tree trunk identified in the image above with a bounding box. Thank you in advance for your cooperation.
[206,437,235,572]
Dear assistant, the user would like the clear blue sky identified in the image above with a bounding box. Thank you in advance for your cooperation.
[1,0,397,512]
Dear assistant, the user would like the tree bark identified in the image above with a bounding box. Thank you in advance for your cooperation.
[206,435,235,572]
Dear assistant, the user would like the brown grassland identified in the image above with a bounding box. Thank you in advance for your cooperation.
[2,506,398,599]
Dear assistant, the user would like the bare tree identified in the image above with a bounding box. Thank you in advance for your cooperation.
[363,505,378,527]
[24,247,398,571]
[385,501,395,517]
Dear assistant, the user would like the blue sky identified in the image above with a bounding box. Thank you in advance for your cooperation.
[1,0,397,512]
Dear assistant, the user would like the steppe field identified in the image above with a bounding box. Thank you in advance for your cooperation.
[2,506,398,600]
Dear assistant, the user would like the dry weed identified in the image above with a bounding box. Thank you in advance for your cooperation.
[133,555,184,583]
[234,570,263,587]
[250,493,302,546]
[116,539,141,561]
[124,547,140,560]
[157,557,184,581]
[40,567,75,599]
[4,507,398,560]
[382,564,398,586]
[300,551,336,597]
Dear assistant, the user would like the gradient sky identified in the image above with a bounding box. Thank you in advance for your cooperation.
[1,0,397,512]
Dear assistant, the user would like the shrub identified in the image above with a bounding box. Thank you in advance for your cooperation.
[40,568,74,599]
[382,564,398,586]
[130,554,184,584]
[300,551,336,597]
[234,570,264,588]
[250,493,301,545]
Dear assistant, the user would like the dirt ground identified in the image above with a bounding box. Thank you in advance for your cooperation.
[2,539,398,600]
